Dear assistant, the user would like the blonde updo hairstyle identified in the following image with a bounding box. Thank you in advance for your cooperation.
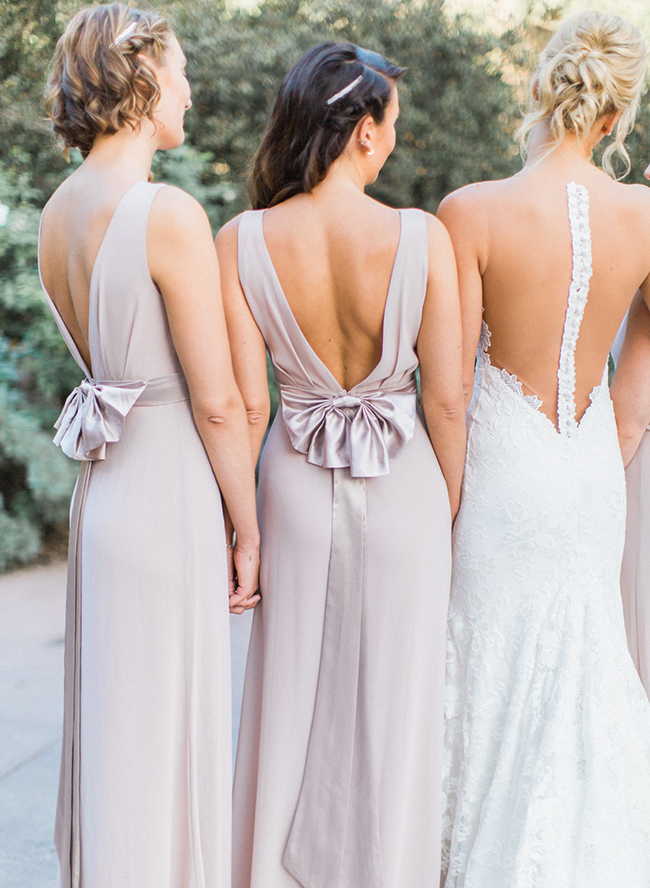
[45,3,172,158]
[518,10,648,177]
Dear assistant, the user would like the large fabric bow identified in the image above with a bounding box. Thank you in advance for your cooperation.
[280,382,417,477]
[54,379,147,461]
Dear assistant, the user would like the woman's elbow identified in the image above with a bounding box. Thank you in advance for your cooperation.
[422,392,466,423]
[191,391,244,426]
[245,400,271,429]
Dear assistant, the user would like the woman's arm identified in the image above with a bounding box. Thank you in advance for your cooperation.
[612,288,650,467]
[215,218,271,467]
[437,184,489,410]
[147,186,260,612]
[416,214,466,520]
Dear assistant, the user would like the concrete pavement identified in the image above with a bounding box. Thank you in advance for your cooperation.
[0,562,253,888]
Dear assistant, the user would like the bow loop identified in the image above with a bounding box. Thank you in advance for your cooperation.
[280,381,417,477]
[54,379,147,461]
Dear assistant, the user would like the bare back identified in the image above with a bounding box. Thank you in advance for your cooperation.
[260,191,401,391]
[443,166,650,428]
[39,170,145,374]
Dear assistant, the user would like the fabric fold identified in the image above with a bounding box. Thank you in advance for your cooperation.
[54,372,189,461]
[283,469,384,888]
[281,380,417,887]
[279,381,417,477]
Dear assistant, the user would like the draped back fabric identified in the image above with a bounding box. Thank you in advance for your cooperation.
[237,208,427,403]
[236,207,432,888]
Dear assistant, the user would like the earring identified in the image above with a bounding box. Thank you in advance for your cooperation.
[359,139,374,156]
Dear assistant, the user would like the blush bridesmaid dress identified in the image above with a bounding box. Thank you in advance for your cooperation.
[612,317,650,696]
[231,207,452,888]
[39,182,232,888]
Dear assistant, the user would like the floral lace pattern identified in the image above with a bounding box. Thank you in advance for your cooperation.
[477,322,543,411]
[558,183,593,438]
[442,184,650,887]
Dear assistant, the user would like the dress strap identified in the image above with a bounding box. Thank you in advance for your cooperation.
[557,182,593,438]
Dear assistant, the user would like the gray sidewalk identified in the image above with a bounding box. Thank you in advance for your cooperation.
[0,562,253,888]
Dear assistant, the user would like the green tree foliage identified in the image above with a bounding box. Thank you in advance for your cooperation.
[1,0,648,571]
[175,0,520,227]
[0,0,69,196]
[0,163,79,571]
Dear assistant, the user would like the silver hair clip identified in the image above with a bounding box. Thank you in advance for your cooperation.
[326,75,363,106]
[111,21,138,48]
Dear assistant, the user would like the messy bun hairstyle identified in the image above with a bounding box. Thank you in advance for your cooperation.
[517,10,648,177]
[45,3,172,158]
[249,42,405,209]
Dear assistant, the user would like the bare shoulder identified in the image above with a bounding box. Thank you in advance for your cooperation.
[437,180,500,218]
[615,180,650,212]
[149,184,212,242]
[41,175,77,228]
[602,180,650,241]
[422,210,454,250]
[214,213,246,253]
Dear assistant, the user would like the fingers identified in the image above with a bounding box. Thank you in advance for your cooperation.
[226,547,236,597]
[229,588,261,614]
[229,544,261,613]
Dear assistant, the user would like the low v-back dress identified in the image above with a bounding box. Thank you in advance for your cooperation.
[442,183,650,887]
[38,182,231,888]
[232,208,452,888]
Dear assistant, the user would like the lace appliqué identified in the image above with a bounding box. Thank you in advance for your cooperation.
[442,179,650,888]
[558,183,593,439]
[478,321,543,410]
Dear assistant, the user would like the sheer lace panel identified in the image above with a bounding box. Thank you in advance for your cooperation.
[478,321,543,410]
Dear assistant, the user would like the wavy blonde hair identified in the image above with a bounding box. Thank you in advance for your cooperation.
[45,3,172,158]
[517,10,648,177]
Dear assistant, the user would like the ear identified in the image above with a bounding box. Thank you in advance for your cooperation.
[354,114,375,149]
[601,110,621,136]
[531,78,539,102]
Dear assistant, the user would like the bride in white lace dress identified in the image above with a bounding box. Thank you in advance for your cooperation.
[438,12,650,887]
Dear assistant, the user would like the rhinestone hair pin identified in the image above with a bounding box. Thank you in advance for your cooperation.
[326,75,363,106]
[111,21,138,48]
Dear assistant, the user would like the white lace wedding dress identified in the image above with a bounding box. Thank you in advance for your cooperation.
[442,183,650,888]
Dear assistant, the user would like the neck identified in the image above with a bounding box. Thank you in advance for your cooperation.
[312,151,371,198]
[523,120,599,173]
[84,124,158,181]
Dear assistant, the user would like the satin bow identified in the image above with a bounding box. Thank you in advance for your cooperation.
[54,379,147,461]
[280,382,417,477]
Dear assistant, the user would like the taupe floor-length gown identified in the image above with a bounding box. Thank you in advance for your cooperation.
[621,430,650,694]
[38,182,231,888]
[611,319,650,695]
[232,208,451,888]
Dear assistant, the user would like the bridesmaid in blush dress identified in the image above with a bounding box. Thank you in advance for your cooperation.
[39,6,259,886]
[217,43,466,888]
[611,290,650,695]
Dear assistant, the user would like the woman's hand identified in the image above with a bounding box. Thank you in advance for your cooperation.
[148,188,262,611]
[229,543,261,614]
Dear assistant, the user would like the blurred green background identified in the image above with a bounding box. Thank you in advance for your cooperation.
[0,0,648,572]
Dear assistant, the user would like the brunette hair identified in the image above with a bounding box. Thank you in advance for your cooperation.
[249,42,405,208]
[518,10,647,177]
[45,3,172,158]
